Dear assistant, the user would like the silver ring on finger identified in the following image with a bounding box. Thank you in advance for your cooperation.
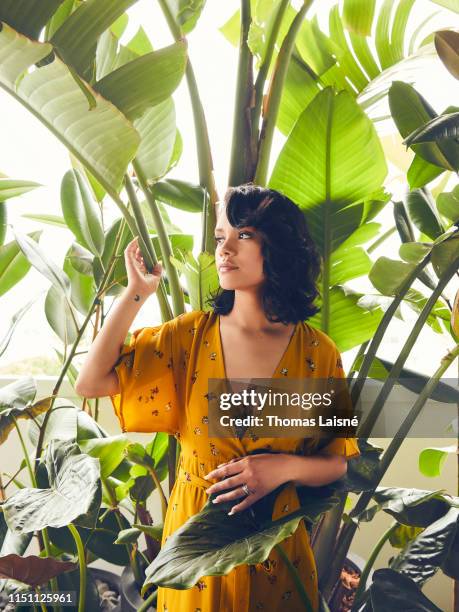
[241,483,251,497]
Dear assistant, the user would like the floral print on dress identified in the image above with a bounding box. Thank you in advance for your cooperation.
[110,310,360,612]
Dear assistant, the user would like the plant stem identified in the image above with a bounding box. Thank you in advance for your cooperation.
[353,521,398,608]
[367,226,396,253]
[34,219,128,468]
[122,173,173,322]
[131,164,185,317]
[251,0,290,149]
[254,0,314,185]
[156,0,218,252]
[323,341,459,597]
[350,253,432,407]
[275,543,314,611]
[228,0,254,185]
[68,524,86,612]
[137,588,157,612]
[357,254,459,438]
[147,466,168,523]
[12,417,36,487]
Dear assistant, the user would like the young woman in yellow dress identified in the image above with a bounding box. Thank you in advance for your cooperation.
[76,184,360,612]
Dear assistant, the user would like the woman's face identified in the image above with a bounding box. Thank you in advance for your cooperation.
[215,205,265,291]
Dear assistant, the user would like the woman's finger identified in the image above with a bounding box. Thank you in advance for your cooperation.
[205,474,243,495]
[228,493,261,516]
[204,461,244,482]
[212,487,249,504]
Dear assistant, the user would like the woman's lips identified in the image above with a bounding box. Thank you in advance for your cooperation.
[219,266,238,272]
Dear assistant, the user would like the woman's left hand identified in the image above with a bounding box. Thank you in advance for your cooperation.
[204,453,291,515]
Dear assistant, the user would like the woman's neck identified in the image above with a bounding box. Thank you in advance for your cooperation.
[222,290,290,333]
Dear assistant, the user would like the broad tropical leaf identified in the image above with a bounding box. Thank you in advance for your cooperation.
[0,554,76,587]
[2,439,101,533]
[0,178,40,200]
[0,0,65,39]
[0,22,139,193]
[0,232,41,297]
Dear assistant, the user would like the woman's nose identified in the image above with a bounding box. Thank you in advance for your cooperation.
[221,238,236,254]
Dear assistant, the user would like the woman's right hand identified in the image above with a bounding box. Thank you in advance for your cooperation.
[124,236,163,297]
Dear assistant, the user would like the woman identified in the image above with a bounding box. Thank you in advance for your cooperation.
[76,184,360,612]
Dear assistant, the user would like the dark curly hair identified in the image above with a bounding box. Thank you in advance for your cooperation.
[206,184,321,324]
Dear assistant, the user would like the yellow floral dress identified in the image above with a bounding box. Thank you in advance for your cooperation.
[110,309,360,612]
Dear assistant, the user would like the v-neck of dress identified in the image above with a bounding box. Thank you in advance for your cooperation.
[215,313,299,382]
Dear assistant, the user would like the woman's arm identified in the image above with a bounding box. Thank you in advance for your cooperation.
[205,452,347,515]
[75,237,162,398]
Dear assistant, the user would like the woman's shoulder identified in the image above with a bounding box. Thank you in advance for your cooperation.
[302,321,339,354]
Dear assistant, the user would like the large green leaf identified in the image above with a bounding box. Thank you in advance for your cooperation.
[0,231,40,297]
[0,554,76,587]
[79,435,129,479]
[431,0,459,12]
[170,251,219,311]
[435,30,459,80]
[151,179,204,212]
[0,0,65,39]
[0,21,139,193]
[389,82,459,171]
[60,169,104,256]
[405,111,459,146]
[44,285,79,344]
[63,245,96,315]
[390,507,459,584]
[134,99,178,181]
[14,230,70,295]
[3,439,101,533]
[405,188,444,239]
[0,378,51,445]
[50,0,138,79]
[27,401,78,448]
[419,445,456,478]
[368,568,443,612]
[143,481,338,593]
[369,257,417,295]
[0,178,41,200]
[163,0,207,34]
[94,42,187,121]
[407,154,444,190]
[437,185,459,223]
[307,286,384,352]
[342,0,376,36]
[270,87,387,253]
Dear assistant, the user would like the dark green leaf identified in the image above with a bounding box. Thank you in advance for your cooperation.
[95,43,187,121]
[0,0,65,39]
[405,188,444,239]
[368,568,443,611]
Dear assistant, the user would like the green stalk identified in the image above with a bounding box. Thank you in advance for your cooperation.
[228,0,254,185]
[131,164,185,317]
[102,479,143,585]
[322,341,459,597]
[275,543,314,611]
[251,0,290,149]
[350,253,432,407]
[312,494,346,586]
[68,524,86,612]
[254,0,314,185]
[35,219,129,468]
[353,521,398,608]
[367,226,396,253]
[12,418,61,612]
[321,92,333,335]
[146,465,168,522]
[123,174,173,322]
[156,0,218,252]
[357,254,459,438]
[137,588,157,612]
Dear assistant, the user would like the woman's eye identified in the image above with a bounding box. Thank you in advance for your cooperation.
[239,231,252,238]
[214,236,223,243]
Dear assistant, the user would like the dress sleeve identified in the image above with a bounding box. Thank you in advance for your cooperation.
[318,347,360,460]
[109,321,181,434]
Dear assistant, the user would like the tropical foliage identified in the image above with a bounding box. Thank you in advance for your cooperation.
[0,0,458,610]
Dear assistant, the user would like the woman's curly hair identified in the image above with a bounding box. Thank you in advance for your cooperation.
[207,184,322,324]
